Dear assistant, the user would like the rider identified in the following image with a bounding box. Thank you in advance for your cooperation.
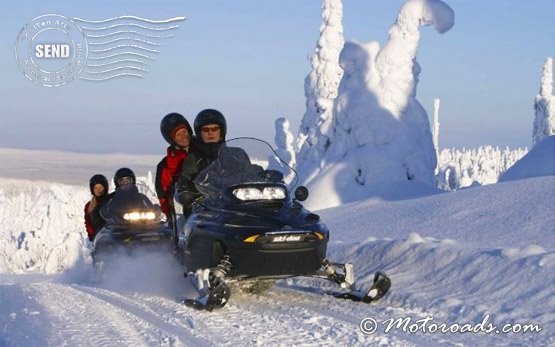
[155,112,193,220]
[101,167,153,220]
[176,109,227,213]
[114,167,136,189]
[84,174,110,241]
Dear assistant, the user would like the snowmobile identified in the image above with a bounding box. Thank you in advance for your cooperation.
[92,182,174,263]
[173,138,391,311]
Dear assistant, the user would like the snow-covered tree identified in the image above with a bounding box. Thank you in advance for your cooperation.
[436,146,528,190]
[296,0,344,182]
[532,57,554,146]
[270,117,296,184]
[432,98,440,160]
[300,0,454,208]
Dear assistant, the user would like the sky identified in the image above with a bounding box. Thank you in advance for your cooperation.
[0,0,553,155]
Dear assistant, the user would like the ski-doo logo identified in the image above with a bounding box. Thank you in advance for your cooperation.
[272,235,302,242]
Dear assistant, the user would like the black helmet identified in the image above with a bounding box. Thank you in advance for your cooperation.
[114,167,136,188]
[89,174,109,195]
[160,112,193,145]
[194,109,227,142]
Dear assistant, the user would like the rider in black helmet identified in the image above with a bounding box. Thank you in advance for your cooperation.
[193,108,227,162]
[176,108,228,212]
[113,167,136,188]
[101,167,153,222]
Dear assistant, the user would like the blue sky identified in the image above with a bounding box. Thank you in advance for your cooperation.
[0,0,553,154]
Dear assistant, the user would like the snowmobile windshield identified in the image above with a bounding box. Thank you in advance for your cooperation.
[100,182,162,223]
[193,138,297,199]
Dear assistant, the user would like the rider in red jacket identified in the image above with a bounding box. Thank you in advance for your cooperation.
[84,174,109,241]
[155,113,193,220]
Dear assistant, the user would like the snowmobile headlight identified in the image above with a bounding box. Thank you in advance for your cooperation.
[123,211,156,221]
[232,187,286,201]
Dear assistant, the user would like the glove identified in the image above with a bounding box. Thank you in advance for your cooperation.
[88,233,95,242]
[178,190,200,207]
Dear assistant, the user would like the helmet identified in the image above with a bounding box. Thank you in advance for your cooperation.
[194,109,227,142]
[160,112,193,145]
[89,174,109,195]
[114,167,136,188]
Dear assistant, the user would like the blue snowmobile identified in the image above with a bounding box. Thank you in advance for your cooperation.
[173,138,391,310]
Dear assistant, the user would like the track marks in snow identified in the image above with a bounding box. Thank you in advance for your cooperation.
[33,282,169,346]
[71,284,212,347]
[0,282,207,347]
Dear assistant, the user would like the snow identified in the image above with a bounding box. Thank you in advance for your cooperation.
[499,135,555,182]
[1,1,553,346]
[296,0,454,209]
[436,145,528,190]
[297,0,344,181]
[0,147,159,185]
[270,117,296,184]
[532,57,555,146]
[1,142,554,346]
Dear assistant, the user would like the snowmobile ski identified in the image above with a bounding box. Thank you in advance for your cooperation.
[182,268,231,311]
[329,271,391,303]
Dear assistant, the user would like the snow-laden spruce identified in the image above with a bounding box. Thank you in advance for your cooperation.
[296,0,344,181]
[532,57,555,146]
[436,145,528,190]
[269,117,296,183]
[432,98,441,161]
[300,0,454,209]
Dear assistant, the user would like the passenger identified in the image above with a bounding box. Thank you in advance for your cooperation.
[155,113,193,220]
[176,109,227,213]
[84,174,110,241]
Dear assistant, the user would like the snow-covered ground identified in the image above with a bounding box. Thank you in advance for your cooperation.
[0,147,159,186]
[0,145,553,346]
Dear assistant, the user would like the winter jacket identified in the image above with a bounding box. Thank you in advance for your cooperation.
[100,185,152,221]
[155,146,188,216]
[176,141,222,211]
[84,195,108,240]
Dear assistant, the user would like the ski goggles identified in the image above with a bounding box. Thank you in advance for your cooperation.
[117,176,134,186]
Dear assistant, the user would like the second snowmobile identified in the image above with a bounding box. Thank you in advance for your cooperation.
[93,182,174,263]
[173,138,391,310]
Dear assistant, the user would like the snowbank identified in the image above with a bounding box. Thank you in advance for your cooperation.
[0,175,158,275]
[320,175,555,250]
[0,178,91,274]
[499,136,555,182]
